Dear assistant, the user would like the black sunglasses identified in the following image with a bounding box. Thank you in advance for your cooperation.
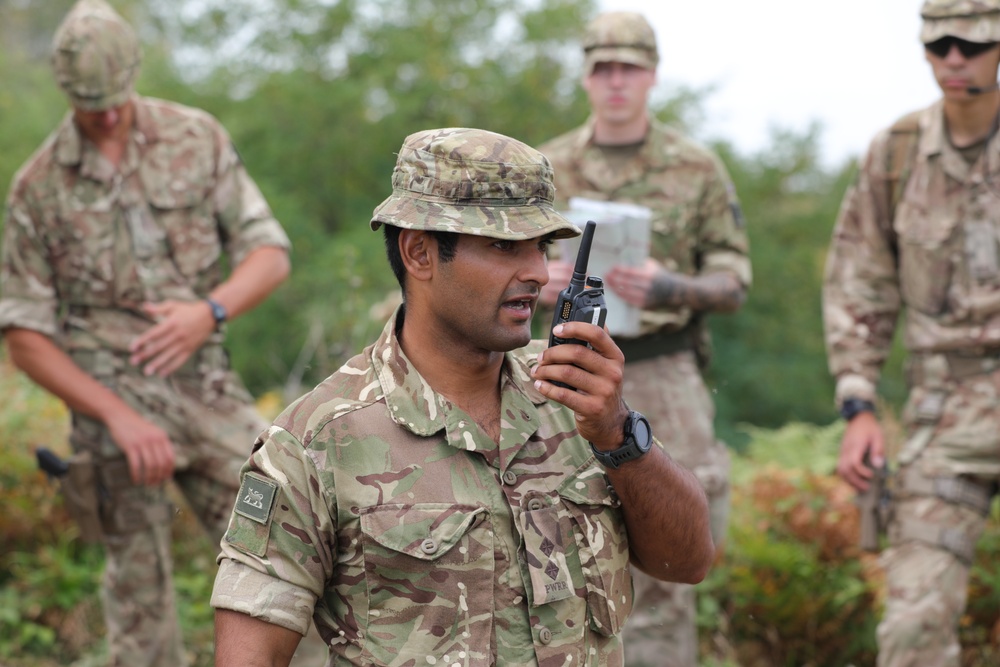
[925,36,999,59]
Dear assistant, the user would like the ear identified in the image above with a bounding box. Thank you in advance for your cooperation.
[398,229,435,283]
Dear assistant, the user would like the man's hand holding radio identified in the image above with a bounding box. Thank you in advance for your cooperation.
[533,320,627,445]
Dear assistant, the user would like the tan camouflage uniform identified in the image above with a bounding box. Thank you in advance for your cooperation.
[539,15,751,663]
[0,2,291,665]
[823,3,1000,665]
[213,127,638,666]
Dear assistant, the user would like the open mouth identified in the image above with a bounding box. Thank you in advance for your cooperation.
[503,298,535,316]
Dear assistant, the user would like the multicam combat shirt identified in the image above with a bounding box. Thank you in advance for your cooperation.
[539,118,751,338]
[213,309,635,666]
[824,100,1000,405]
[0,95,289,354]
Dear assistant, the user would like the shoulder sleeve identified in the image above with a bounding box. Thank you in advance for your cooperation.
[212,425,334,636]
[822,128,902,404]
[0,180,59,336]
[209,121,291,267]
[696,152,752,287]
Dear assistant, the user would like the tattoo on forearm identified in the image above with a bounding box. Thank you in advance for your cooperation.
[647,272,746,312]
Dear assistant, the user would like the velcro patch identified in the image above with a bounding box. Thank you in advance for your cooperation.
[234,472,277,525]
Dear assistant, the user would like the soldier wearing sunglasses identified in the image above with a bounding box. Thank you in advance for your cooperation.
[823,1,1000,664]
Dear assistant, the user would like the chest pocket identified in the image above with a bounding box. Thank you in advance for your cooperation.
[52,189,124,305]
[358,504,493,666]
[140,141,221,279]
[559,469,633,637]
[895,197,959,316]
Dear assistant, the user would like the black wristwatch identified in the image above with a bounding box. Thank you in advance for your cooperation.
[590,410,653,469]
[206,298,227,331]
[839,397,876,421]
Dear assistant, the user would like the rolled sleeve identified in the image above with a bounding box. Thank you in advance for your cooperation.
[834,373,878,406]
[211,559,316,637]
[701,250,752,287]
[0,298,59,336]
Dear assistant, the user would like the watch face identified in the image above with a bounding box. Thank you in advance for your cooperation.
[209,299,226,323]
[633,414,652,451]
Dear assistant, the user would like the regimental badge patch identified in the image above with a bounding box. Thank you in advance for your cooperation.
[234,472,277,525]
[726,182,747,229]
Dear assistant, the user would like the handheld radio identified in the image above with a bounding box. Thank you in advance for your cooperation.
[548,220,608,350]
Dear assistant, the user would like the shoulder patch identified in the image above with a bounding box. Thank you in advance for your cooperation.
[729,202,747,229]
[725,182,746,228]
[234,472,278,525]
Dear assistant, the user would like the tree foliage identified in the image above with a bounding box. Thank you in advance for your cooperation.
[705,126,853,443]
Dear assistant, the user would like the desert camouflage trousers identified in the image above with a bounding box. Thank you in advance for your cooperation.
[68,348,328,666]
[876,353,1000,667]
[619,351,730,667]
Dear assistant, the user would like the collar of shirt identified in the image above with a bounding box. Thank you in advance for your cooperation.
[919,98,1000,183]
[570,116,684,192]
[371,307,547,459]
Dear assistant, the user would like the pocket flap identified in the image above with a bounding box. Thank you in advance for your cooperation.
[558,462,618,508]
[360,504,487,560]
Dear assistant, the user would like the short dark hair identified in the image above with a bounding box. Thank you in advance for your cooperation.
[382,225,460,291]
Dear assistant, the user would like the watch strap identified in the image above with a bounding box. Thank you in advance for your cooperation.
[206,298,227,330]
[839,397,876,421]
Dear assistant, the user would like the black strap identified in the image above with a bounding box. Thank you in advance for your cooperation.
[613,328,694,364]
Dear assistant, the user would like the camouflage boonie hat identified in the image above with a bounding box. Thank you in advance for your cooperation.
[582,12,659,75]
[51,0,141,111]
[921,0,1000,43]
[370,128,581,241]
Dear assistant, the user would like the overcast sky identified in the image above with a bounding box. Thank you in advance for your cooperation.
[598,0,942,166]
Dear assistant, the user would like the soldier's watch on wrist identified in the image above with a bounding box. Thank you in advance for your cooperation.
[206,298,227,331]
[590,410,653,469]
[839,398,876,422]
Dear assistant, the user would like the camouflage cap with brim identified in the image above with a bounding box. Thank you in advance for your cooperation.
[583,11,659,75]
[51,0,141,111]
[371,128,581,241]
[921,0,1000,43]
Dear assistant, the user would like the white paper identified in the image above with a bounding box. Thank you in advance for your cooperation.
[557,198,652,338]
